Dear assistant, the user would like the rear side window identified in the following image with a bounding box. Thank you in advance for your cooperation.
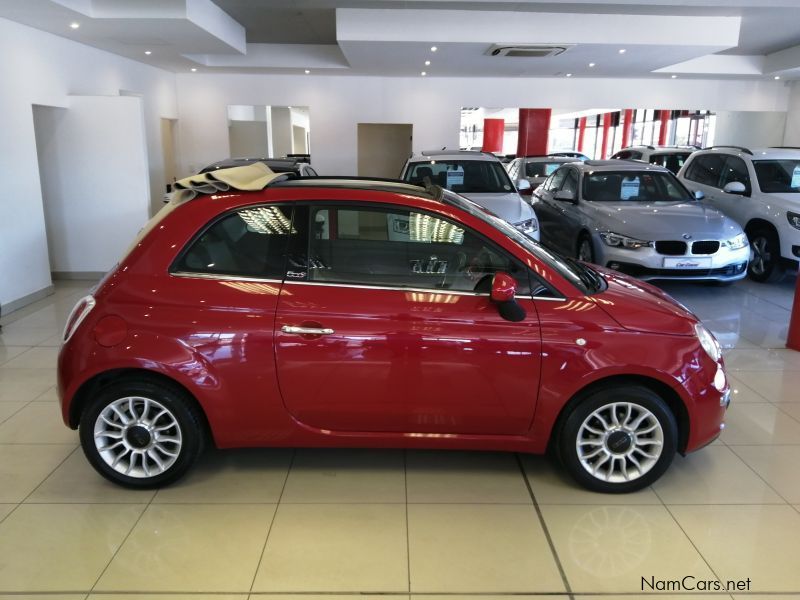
[613,150,643,160]
[173,205,295,279]
[525,162,563,177]
[649,153,691,174]
[684,154,725,187]
[306,205,532,294]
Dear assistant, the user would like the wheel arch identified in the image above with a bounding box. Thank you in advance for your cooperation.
[547,374,690,454]
[744,218,779,241]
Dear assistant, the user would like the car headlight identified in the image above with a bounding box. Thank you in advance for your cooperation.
[787,211,800,230]
[515,218,539,234]
[721,233,748,250]
[695,323,722,362]
[599,231,652,249]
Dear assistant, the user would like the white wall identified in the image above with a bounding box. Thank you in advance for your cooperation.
[0,17,177,311]
[784,81,800,146]
[33,96,150,274]
[176,73,791,178]
[714,111,788,148]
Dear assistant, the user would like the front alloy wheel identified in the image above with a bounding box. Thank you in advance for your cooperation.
[748,228,784,283]
[80,379,204,488]
[577,236,595,263]
[559,386,677,493]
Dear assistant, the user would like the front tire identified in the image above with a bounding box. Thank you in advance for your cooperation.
[576,234,595,263]
[558,386,677,493]
[748,227,784,283]
[79,379,204,488]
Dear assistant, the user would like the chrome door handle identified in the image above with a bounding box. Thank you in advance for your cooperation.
[281,325,335,335]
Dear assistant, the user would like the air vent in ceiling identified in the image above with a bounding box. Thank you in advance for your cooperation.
[485,44,573,58]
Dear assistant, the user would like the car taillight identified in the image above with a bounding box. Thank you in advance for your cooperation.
[62,295,96,343]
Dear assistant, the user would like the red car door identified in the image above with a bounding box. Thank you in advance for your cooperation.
[274,203,542,435]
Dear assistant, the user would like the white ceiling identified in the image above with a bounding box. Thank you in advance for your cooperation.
[2,0,800,79]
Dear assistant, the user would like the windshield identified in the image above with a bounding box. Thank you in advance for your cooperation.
[753,160,800,193]
[583,170,693,202]
[526,162,565,178]
[405,160,515,194]
[439,189,601,295]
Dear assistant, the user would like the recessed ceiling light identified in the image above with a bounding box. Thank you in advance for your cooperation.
[191,68,197,72]
[69,22,80,29]
[774,75,781,80]
[430,46,437,52]
[144,50,152,55]
[618,48,626,54]
[421,71,427,76]
[671,74,678,79]
[588,62,596,67]
[566,73,572,77]
[425,60,431,66]
[304,69,311,74]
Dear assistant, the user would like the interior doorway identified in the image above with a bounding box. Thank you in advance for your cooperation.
[357,123,413,178]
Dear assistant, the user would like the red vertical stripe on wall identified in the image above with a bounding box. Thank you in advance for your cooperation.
[658,110,671,145]
[516,109,551,156]
[600,113,612,159]
[577,116,587,152]
[621,109,633,148]
[481,118,505,152]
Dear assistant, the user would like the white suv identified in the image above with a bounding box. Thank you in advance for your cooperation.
[678,146,800,281]
[400,150,540,240]
[611,146,696,175]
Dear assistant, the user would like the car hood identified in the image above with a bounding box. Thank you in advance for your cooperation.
[463,192,535,224]
[584,201,741,239]
[590,265,698,336]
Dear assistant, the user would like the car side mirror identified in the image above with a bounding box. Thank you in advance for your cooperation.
[517,179,532,193]
[693,190,705,200]
[490,273,526,322]
[553,189,577,203]
[723,181,747,195]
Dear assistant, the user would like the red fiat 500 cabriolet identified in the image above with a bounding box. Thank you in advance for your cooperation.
[58,178,729,492]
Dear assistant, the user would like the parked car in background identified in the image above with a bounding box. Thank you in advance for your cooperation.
[678,146,800,282]
[200,156,318,177]
[400,150,540,240]
[507,155,578,198]
[611,146,695,175]
[59,176,729,493]
[549,151,590,162]
[533,160,749,283]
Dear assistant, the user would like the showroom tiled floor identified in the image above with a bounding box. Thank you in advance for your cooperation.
[1,278,800,598]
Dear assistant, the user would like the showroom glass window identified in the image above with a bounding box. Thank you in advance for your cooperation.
[684,153,726,187]
[172,205,295,279]
[306,205,531,294]
[719,155,752,194]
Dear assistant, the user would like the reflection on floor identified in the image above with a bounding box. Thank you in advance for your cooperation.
[1,277,800,598]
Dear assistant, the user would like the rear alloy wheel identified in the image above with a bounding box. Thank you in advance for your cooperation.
[80,380,204,488]
[559,386,677,493]
[748,228,784,283]
[577,235,595,263]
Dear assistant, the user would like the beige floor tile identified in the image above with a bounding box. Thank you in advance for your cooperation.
[0,368,57,402]
[729,445,800,503]
[0,328,56,347]
[671,505,800,592]
[727,375,771,403]
[153,448,291,504]
[97,504,275,592]
[0,596,86,600]
[734,370,800,403]
[775,401,800,422]
[0,503,143,591]
[2,347,59,369]
[248,597,401,600]
[31,386,58,402]
[0,345,29,366]
[0,444,75,502]
[280,449,405,503]
[408,504,564,593]
[580,597,735,600]
[521,455,662,504]
[733,596,800,600]
[0,401,28,424]
[37,332,67,347]
[0,504,15,522]
[27,451,155,504]
[725,348,800,371]
[416,597,564,600]
[542,504,715,593]
[406,450,530,503]
[653,445,784,504]
[720,403,800,445]
[0,402,78,444]
[253,503,407,592]
[90,596,246,600]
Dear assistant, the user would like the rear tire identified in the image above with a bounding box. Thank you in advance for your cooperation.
[558,385,677,493]
[79,379,204,488]
[576,234,595,263]
[748,227,784,283]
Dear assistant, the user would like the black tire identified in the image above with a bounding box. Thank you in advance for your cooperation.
[558,385,677,493]
[748,227,784,283]
[79,379,205,488]
[576,234,595,263]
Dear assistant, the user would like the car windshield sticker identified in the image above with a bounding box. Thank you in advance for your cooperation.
[791,165,800,190]
[621,177,640,200]
[446,167,464,189]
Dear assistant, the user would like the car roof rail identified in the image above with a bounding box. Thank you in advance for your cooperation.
[769,146,800,150]
[709,145,753,155]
